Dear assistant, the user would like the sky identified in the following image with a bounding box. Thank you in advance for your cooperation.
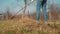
[0,0,60,14]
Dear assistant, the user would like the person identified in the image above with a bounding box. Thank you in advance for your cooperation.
[24,0,27,14]
[36,0,48,21]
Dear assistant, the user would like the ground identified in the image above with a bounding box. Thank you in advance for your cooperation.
[0,15,60,34]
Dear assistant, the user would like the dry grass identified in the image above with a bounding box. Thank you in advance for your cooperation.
[0,14,60,34]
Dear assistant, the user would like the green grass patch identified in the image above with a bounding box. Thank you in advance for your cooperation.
[4,30,16,34]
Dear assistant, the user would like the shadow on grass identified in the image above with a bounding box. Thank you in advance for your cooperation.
[58,32,60,34]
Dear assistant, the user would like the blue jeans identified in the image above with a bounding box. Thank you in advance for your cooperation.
[36,0,48,21]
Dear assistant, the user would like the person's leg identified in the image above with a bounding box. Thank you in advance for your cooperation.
[42,3,48,21]
[36,0,42,21]
[24,0,27,14]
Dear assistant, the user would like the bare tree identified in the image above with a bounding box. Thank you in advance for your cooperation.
[4,8,12,19]
[49,4,58,21]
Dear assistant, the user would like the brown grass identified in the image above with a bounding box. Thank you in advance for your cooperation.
[0,14,60,34]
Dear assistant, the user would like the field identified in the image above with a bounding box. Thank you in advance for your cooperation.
[0,15,60,34]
